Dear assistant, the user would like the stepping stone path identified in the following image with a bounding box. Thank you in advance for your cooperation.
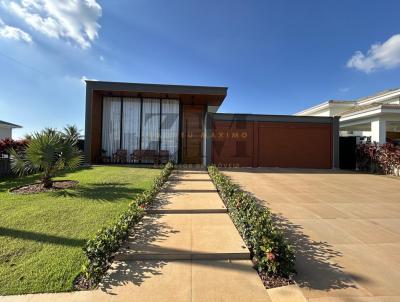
[2,169,274,302]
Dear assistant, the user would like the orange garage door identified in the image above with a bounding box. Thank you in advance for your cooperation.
[211,121,333,169]
[256,122,332,169]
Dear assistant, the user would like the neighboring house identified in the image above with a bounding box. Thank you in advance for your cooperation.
[0,120,22,140]
[295,88,400,144]
[85,81,339,169]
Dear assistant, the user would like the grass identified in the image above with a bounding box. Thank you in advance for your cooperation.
[0,165,160,295]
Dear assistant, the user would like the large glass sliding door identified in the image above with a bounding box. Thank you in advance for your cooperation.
[141,98,160,151]
[161,99,179,162]
[101,97,180,162]
[102,97,121,157]
[122,98,141,155]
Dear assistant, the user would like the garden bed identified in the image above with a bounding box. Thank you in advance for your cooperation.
[207,165,295,289]
[10,180,78,194]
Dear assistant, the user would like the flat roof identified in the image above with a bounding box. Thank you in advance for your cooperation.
[86,80,228,106]
[0,120,22,128]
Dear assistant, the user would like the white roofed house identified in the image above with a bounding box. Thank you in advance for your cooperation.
[295,88,400,145]
[0,120,22,140]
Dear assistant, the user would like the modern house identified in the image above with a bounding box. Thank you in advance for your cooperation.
[0,120,22,140]
[295,88,400,144]
[85,81,339,168]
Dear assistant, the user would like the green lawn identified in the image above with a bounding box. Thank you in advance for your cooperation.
[0,165,160,295]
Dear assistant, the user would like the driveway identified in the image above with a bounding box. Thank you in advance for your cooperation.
[222,168,400,301]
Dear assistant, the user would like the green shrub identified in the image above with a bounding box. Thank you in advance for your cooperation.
[208,165,295,277]
[82,162,174,284]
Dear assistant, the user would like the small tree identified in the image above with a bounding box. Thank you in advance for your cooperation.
[10,126,83,188]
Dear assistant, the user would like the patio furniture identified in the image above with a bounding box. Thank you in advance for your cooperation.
[131,149,159,164]
[101,155,111,163]
[113,149,128,163]
[158,150,170,164]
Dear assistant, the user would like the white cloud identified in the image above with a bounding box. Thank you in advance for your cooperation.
[0,17,32,43]
[2,0,102,48]
[99,55,104,61]
[339,87,349,93]
[347,34,400,73]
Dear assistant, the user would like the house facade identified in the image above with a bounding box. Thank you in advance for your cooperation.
[0,120,21,140]
[85,81,339,168]
[295,88,400,144]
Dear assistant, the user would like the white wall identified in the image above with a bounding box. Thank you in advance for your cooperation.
[0,127,12,140]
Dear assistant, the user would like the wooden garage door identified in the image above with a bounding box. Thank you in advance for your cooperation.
[256,122,332,169]
[211,120,332,168]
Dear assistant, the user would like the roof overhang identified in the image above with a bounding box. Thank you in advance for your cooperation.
[340,104,400,122]
[0,121,22,129]
[86,81,228,106]
[339,105,400,130]
[356,88,400,105]
[294,100,355,116]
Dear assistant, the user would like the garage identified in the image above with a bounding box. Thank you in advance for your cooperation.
[207,113,339,169]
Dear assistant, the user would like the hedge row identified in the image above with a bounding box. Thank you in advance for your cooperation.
[81,162,174,284]
[208,165,295,277]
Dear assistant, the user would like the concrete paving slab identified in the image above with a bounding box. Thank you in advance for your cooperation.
[267,285,308,302]
[147,191,226,214]
[170,173,211,180]
[165,180,217,192]
[222,168,400,301]
[191,260,272,302]
[326,219,400,244]
[115,213,249,261]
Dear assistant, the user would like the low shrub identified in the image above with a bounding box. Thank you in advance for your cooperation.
[81,162,174,285]
[208,165,295,277]
[357,143,400,175]
[0,138,27,156]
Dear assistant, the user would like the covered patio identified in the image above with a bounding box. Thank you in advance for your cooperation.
[339,103,400,144]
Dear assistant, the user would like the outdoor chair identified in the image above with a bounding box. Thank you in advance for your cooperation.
[158,150,170,164]
[112,149,128,163]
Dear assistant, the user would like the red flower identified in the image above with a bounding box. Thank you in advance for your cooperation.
[266,252,275,261]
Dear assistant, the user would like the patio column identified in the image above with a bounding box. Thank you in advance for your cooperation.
[371,117,386,144]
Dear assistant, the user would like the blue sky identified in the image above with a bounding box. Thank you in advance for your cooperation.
[0,0,400,138]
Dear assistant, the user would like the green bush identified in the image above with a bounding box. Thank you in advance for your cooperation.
[82,162,174,284]
[208,165,295,277]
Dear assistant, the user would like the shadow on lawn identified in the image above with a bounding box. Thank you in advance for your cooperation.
[50,182,146,202]
[0,227,85,247]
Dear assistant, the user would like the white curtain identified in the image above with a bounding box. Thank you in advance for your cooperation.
[122,97,141,158]
[161,99,179,162]
[102,97,121,156]
[141,98,160,150]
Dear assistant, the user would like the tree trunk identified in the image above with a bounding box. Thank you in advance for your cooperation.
[42,176,53,188]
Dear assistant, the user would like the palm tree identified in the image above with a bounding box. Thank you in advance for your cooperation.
[10,125,83,188]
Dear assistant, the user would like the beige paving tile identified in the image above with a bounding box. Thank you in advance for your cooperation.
[170,173,211,180]
[307,296,398,302]
[165,180,217,191]
[116,214,249,260]
[289,219,362,244]
[370,219,400,235]
[301,203,352,219]
[327,219,400,244]
[191,260,271,302]
[267,285,307,302]
[332,244,400,296]
[265,203,320,219]
[149,191,226,213]
[100,261,192,302]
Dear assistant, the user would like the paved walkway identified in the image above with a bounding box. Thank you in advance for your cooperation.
[1,169,279,302]
[223,168,400,302]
